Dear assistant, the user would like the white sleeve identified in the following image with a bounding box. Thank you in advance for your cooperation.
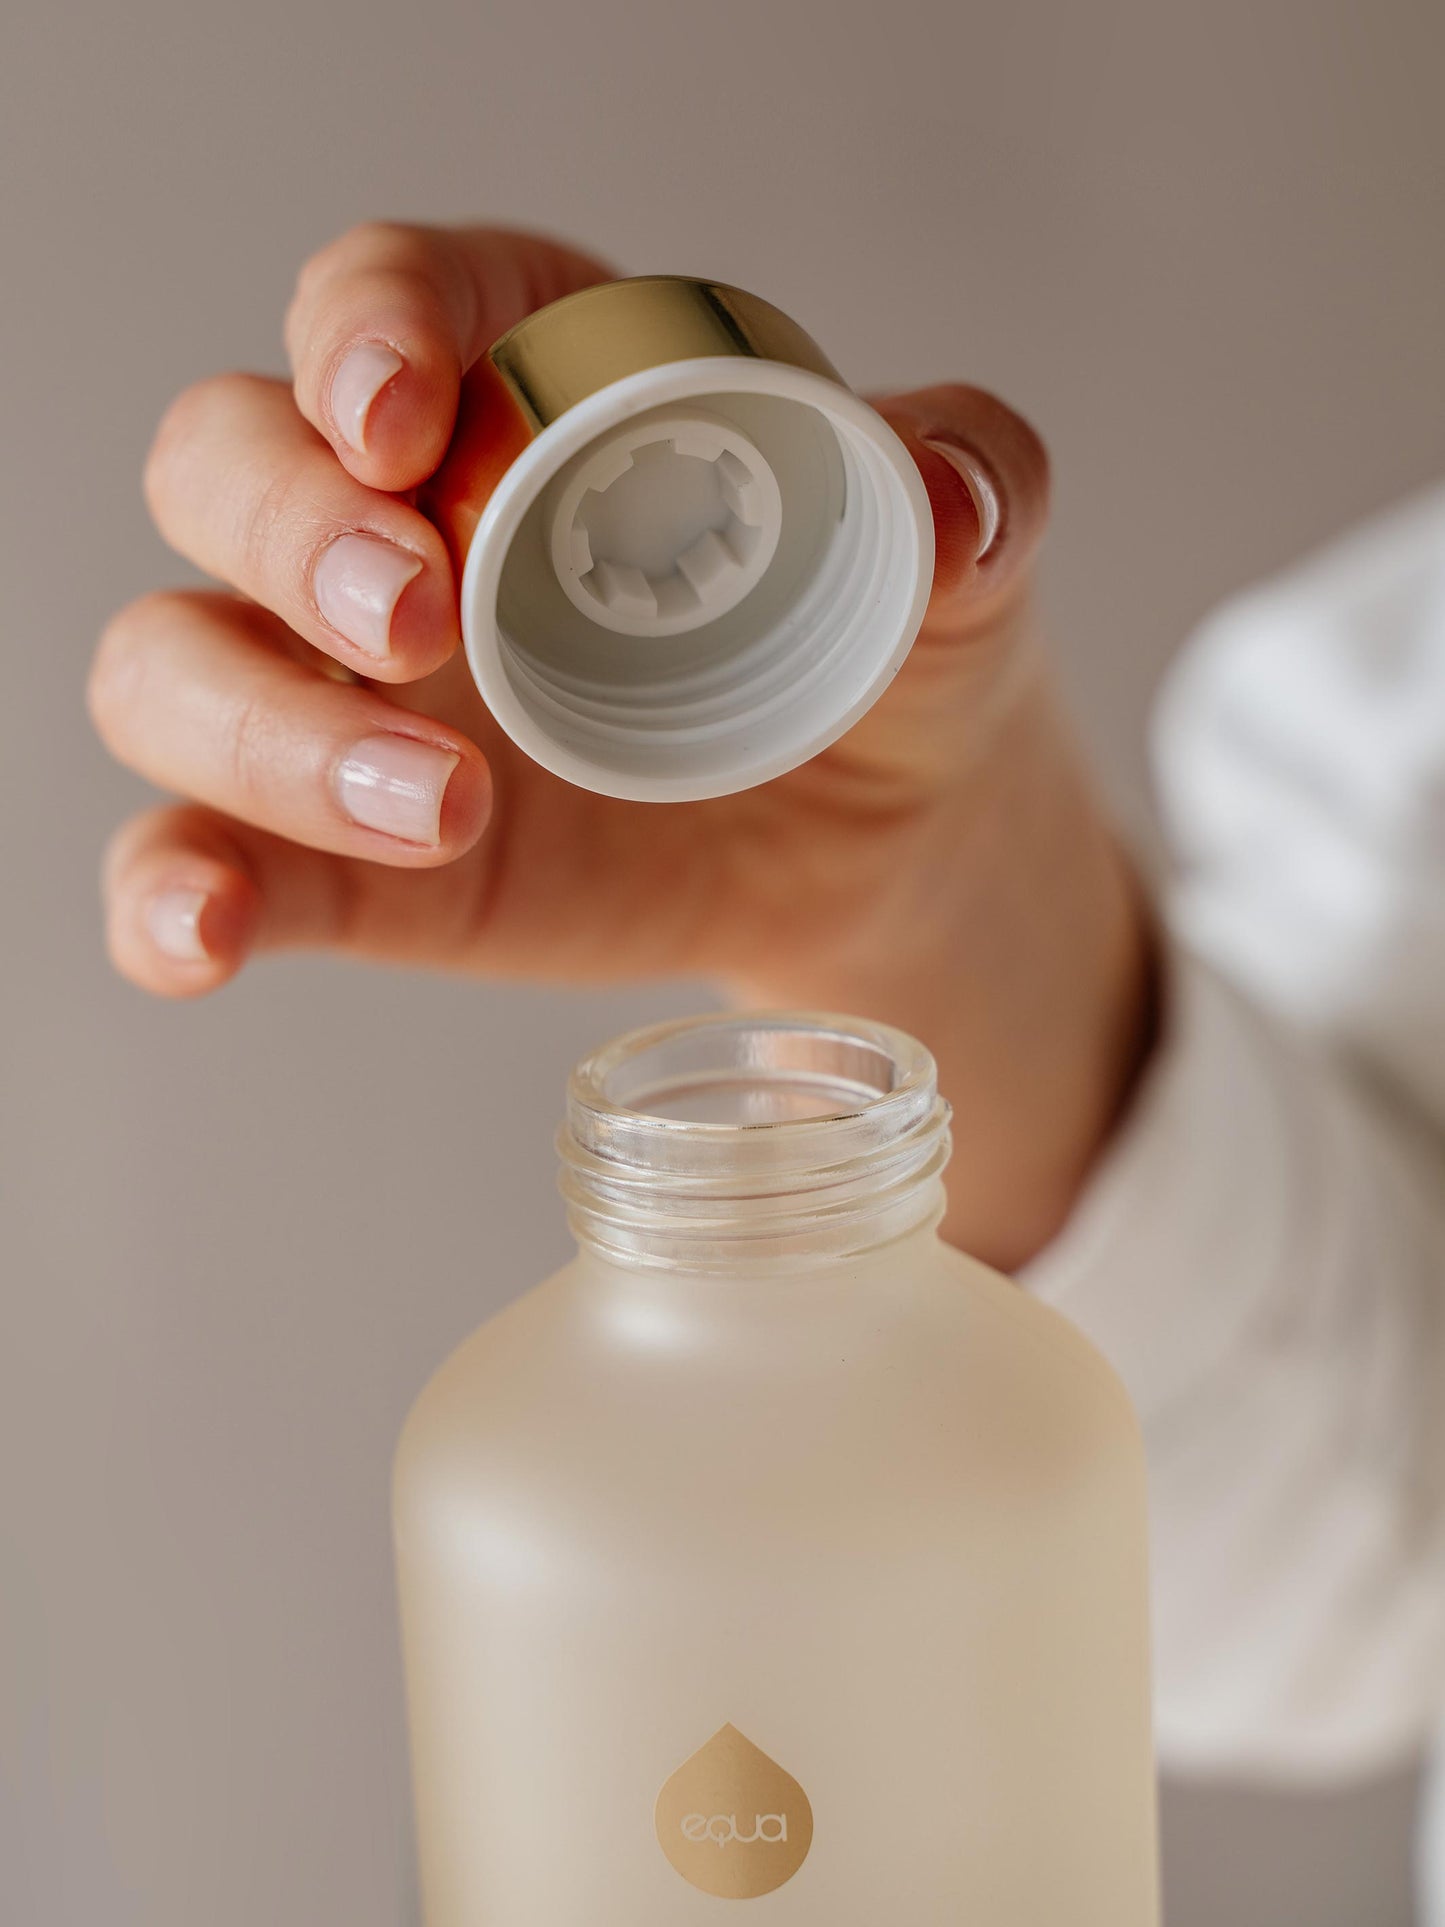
[1026,952,1445,1779]
[1158,482,1445,1133]
[1024,485,1445,1781]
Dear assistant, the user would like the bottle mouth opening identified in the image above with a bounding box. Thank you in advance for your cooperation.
[560,1013,950,1264]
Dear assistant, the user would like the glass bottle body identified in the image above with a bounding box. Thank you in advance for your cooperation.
[394,1017,1158,1924]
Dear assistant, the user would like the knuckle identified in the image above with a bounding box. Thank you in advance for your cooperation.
[142,384,201,519]
[227,687,283,807]
[143,372,265,522]
[88,591,175,738]
[353,261,434,315]
[147,371,303,589]
[238,463,334,607]
[346,217,421,260]
[293,220,420,307]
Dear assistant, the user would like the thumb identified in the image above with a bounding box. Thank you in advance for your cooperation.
[872,384,1051,642]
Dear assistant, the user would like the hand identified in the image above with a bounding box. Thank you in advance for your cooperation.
[89,223,1155,1268]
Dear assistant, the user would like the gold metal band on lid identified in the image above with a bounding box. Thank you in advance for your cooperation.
[487,277,844,434]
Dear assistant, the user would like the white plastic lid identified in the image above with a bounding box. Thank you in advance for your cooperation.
[460,356,934,802]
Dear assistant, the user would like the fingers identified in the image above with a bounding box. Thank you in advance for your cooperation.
[872,385,1051,641]
[144,374,459,683]
[104,790,520,999]
[88,590,491,865]
[102,806,267,997]
[102,802,455,998]
[285,223,613,493]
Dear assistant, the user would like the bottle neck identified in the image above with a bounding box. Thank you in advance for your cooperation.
[558,1013,952,1273]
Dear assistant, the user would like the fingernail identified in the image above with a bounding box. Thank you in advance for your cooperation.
[146,887,210,962]
[313,533,423,660]
[334,734,460,846]
[331,342,404,452]
[920,435,1002,560]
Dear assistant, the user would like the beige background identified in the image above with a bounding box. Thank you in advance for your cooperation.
[3,1,1443,1921]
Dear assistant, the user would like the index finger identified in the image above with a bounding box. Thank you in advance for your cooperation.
[284,222,613,494]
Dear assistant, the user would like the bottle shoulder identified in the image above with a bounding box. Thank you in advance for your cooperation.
[399,1243,1134,1422]
[394,1240,1143,1574]
[929,1239,1142,1446]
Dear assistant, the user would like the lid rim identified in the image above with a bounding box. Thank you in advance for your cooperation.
[458,356,934,804]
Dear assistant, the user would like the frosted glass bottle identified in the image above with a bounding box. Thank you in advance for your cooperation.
[394,1013,1158,1924]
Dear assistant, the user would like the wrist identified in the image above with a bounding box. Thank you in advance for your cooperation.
[721,673,1160,1272]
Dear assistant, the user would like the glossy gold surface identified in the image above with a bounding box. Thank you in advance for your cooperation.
[487,276,843,432]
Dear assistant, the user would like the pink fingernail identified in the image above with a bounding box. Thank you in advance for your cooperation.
[334,734,460,846]
[331,342,404,452]
[921,435,1003,560]
[147,888,210,962]
[314,533,423,659]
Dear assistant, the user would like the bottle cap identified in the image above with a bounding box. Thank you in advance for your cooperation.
[450,277,934,802]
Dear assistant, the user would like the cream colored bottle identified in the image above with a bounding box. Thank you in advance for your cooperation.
[394,1013,1158,1924]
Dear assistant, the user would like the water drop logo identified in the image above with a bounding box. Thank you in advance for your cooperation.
[655,1723,814,1898]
